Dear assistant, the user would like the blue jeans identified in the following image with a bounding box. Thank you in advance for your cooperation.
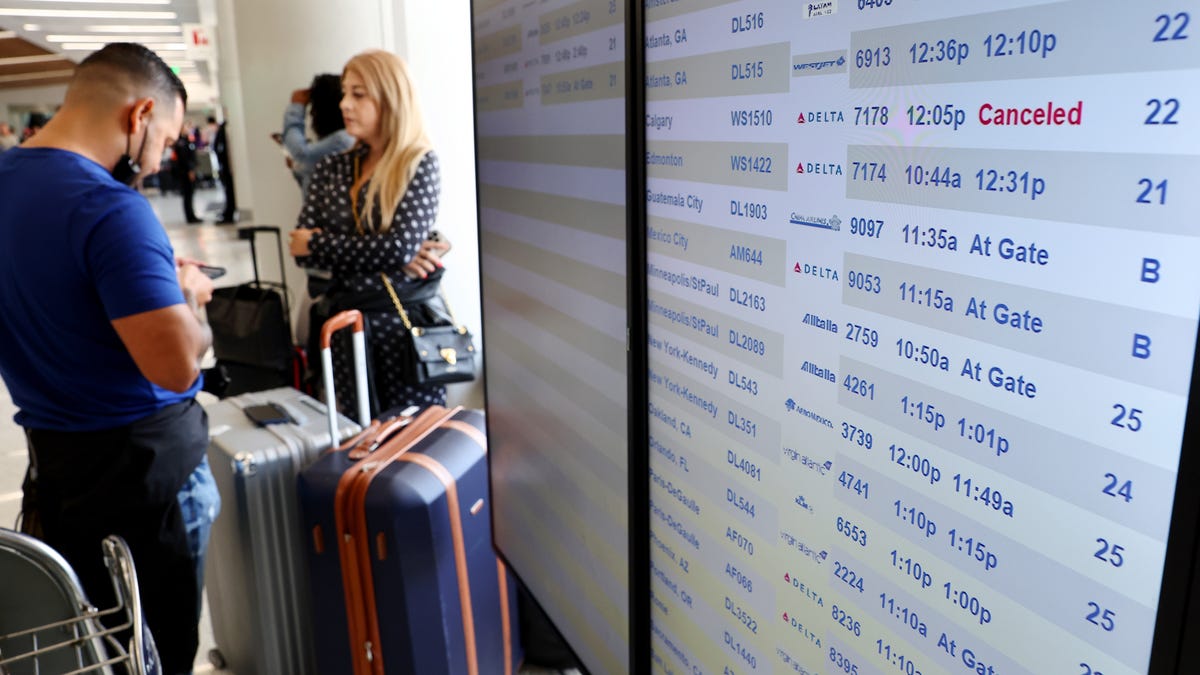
[177,455,220,620]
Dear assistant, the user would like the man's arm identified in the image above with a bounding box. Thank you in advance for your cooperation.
[110,264,213,393]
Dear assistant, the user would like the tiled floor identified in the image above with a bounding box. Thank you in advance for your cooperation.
[1,186,578,675]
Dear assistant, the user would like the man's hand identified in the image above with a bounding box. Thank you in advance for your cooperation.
[290,228,320,257]
[403,239,450,280]
[111,262,215,393]
[177,262,214,307]
[291,88,311,105]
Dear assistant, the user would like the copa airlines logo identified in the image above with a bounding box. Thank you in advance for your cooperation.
[802,0,838,18]
[789,213,841,231]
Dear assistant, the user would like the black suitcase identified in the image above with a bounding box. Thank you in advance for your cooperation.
[207,225,306,396]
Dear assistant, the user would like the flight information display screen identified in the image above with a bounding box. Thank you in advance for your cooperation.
[644,1,1200,674]
[472,0,630,672]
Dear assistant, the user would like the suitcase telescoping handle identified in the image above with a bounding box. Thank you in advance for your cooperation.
[320,310,372,445]
[237,225,291,321]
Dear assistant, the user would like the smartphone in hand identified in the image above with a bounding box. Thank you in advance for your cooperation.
[198,264,227,279]
[428,230,451,255]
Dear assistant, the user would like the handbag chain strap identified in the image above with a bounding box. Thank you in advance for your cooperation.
[380,272,467,336]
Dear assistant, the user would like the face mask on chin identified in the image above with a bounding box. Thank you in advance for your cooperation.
[111,116,151,186]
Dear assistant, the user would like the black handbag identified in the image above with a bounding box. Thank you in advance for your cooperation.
[381,272,477,385]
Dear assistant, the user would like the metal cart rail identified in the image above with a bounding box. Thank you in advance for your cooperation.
[0,529,160,675]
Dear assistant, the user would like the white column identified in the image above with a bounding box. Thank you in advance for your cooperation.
[213,0,394,332]
[396,1,485,408]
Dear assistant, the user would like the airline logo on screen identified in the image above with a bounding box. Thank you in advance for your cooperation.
[802,0,838,19]
[789,212,842,231]
[793,51,847,76]
[796,160,844,176]
[797,110,845,124]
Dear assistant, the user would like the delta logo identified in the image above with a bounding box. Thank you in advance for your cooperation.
[795,160,843,176]
[802,0,838,19]
[796,110,844,124]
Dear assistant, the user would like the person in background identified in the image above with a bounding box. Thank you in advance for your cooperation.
[172,120,201,223]
[199,116,217,148]
[21,118,45,141]
[0,122,17,153]
[281,73,356,195]
[0,43,218,675]
[290,49,450,415]
[211,115,237,224]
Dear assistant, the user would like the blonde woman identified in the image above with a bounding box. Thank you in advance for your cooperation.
[290,49,449,414]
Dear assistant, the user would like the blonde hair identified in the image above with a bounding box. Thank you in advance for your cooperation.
[344,50,432,233]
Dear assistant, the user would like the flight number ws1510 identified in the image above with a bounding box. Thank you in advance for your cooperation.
[731,108,773,126]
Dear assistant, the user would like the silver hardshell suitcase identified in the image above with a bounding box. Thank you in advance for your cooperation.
[203,387,365,675]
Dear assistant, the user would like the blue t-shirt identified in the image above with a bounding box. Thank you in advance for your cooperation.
[0,147,199,431]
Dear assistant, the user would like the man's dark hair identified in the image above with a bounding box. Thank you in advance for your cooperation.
[76,42,187,109]
[308,73,345,139]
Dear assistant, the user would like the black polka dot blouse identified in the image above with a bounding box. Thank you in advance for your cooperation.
[296,144,447,413]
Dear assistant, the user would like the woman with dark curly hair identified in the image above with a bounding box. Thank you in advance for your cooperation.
[279,72,356,194]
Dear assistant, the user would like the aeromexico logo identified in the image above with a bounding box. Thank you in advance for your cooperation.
[803,0,837,18]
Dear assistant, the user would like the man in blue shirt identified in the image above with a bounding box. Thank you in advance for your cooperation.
[0,43,216,675]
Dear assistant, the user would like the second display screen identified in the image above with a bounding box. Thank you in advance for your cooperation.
[644,1,1200,674]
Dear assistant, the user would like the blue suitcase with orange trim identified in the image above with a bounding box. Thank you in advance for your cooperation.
[298,310,520,675]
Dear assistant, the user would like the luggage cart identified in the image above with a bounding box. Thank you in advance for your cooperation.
[0,529,160,675]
